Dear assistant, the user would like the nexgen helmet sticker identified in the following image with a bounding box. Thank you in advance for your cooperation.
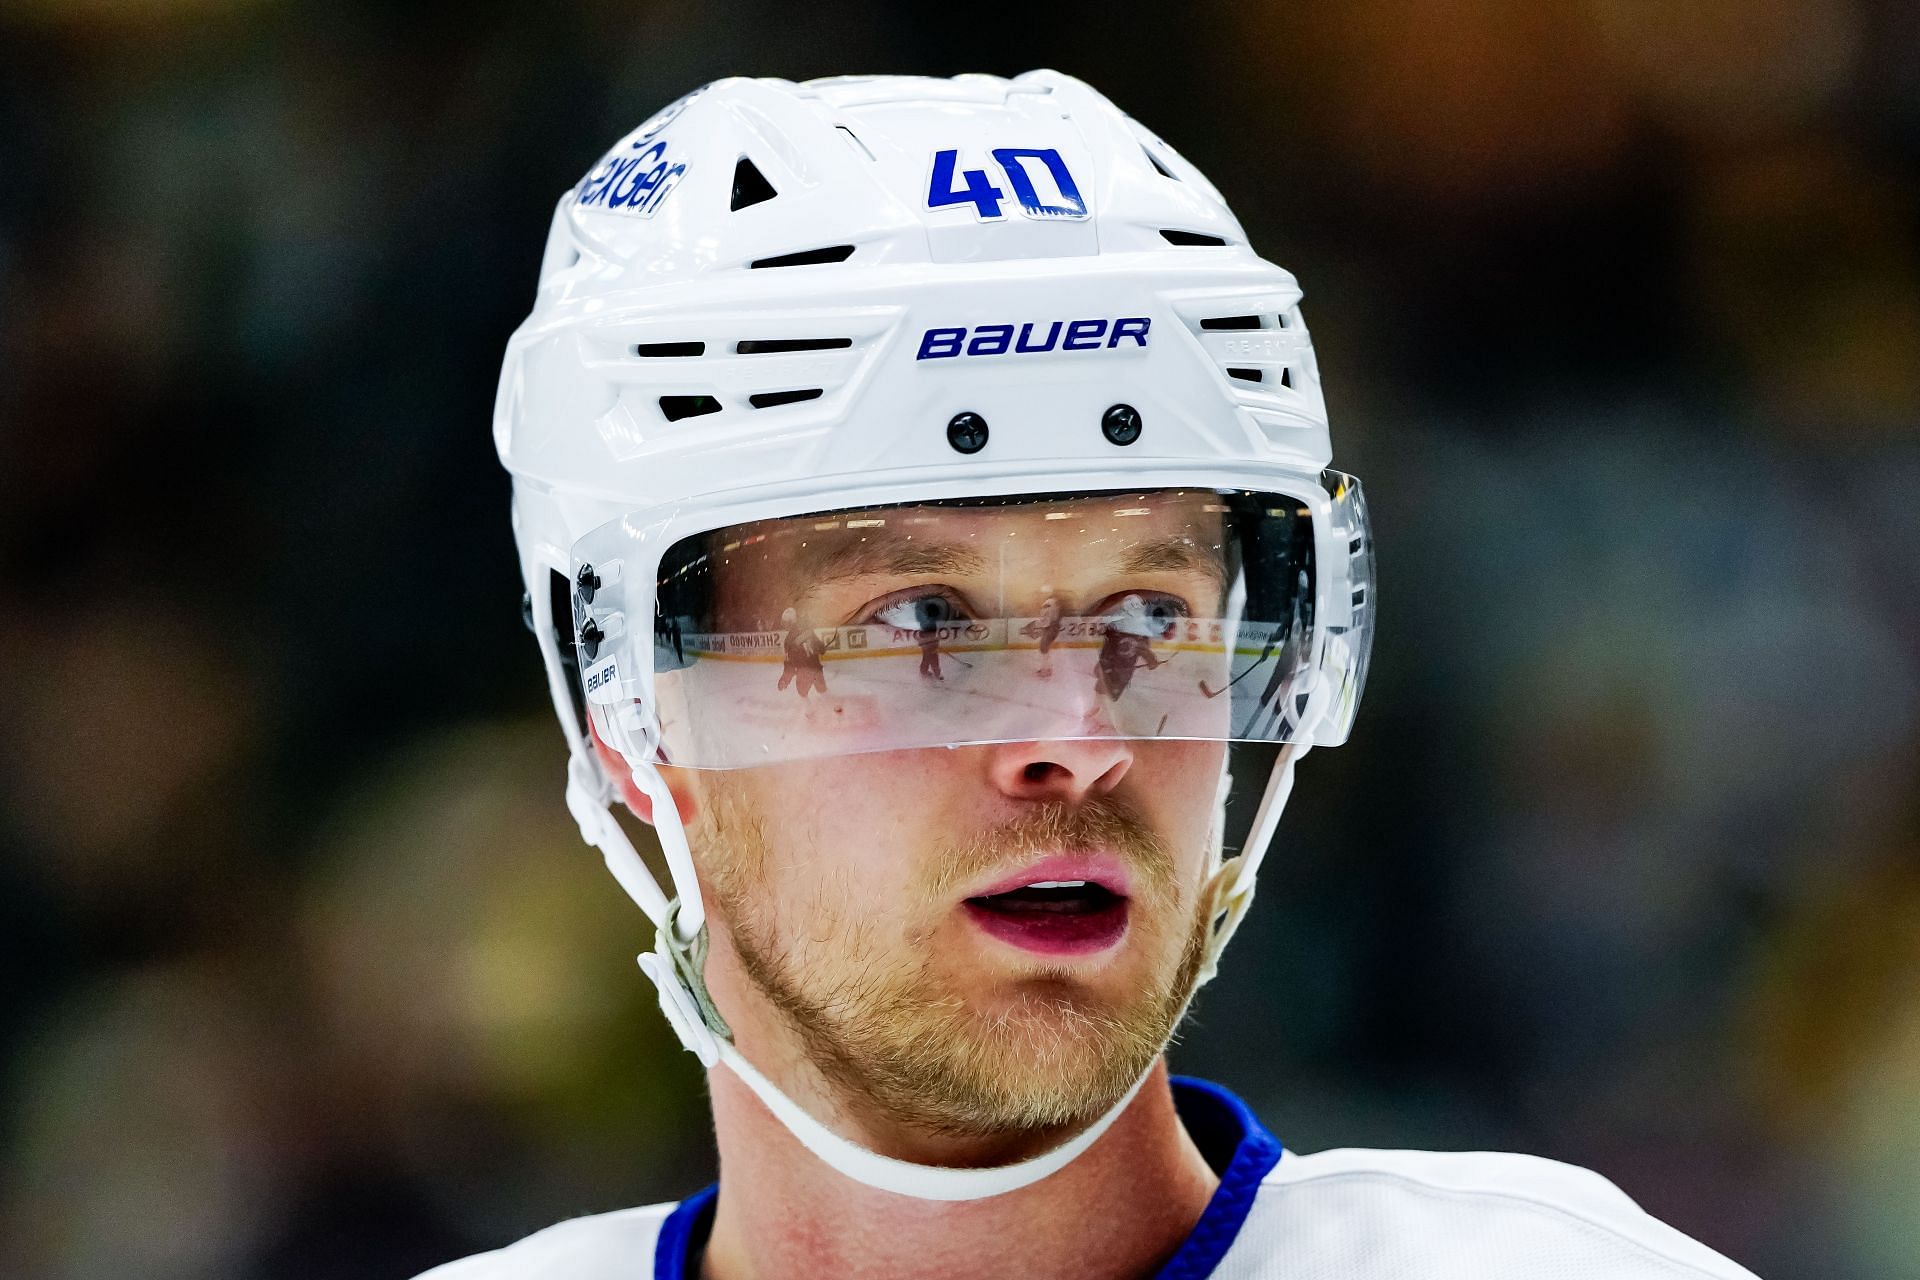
[575,137,688,216]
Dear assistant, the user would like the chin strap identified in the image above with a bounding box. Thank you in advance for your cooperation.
[1198,740,1306,986]
[1199,678,1327,985]
[715,1037,1153,1202]
[567,751,671,924]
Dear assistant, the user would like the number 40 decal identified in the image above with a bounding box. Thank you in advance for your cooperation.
[927,147,1088,221]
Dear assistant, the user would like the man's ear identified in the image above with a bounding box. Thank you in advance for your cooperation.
[588,718,698,827]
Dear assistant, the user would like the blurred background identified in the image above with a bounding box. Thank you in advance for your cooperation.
[1,1,1916,1276]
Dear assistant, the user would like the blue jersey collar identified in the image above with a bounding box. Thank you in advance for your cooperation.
[655,1075,1283,1280]
[1152,1075,1286,1278]
[654,1181,717,1280]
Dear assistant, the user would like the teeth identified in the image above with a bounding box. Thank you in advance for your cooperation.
[1025,880,1089,890]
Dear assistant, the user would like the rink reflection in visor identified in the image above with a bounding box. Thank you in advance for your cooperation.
[569,483,1372,768]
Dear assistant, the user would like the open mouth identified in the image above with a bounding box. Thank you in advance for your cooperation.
[964,880,1130,956]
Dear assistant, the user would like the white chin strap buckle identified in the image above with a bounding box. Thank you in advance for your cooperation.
[638,949,720,1068]
[638,898,727,1068]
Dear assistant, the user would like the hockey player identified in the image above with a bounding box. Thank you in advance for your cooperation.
[1029,588,1064,678]
[916,616,946,681]
[421,72,1759,1279]
[776,607,827,699]
[1095,593,1169,702]
[1239,570,1311,740]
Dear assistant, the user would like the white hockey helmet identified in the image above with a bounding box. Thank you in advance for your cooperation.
[499,70,1373,1200]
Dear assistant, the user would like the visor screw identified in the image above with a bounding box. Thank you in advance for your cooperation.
[580,619,604,663]
[1102,403,1143,446]
[946,411,989,455]
[575,564,600,603]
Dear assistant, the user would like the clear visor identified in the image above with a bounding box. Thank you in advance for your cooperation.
[575,477,1371,769]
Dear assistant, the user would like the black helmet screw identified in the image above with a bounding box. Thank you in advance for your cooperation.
[1102,403,1143,446]
[575,563,601,603]
[946,411,989,455]
[580,619,605,663]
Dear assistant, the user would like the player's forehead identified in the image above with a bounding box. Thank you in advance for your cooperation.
[706,490,1229,607]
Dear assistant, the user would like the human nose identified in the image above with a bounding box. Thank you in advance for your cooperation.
[984,735,1135,804]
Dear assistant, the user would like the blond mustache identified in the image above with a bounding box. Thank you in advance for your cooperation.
[920,798,1178,909]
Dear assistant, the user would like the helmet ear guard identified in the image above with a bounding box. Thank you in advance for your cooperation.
[536,588,720,1052]
[537,577,720,1054]
[518,534,689,935]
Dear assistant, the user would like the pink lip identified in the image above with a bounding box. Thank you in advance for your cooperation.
[966,854,1132,901]
[962,852,1132,958]
[964,900,1130,956]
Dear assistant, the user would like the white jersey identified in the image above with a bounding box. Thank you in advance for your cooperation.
[415,1078,1760,1280]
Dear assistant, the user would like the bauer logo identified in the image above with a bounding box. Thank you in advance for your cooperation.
[576,138,687,217]
[916,317,1150,360]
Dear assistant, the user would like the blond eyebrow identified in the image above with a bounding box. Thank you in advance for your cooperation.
[796,537,990,591]
[783,529,1225,608]
[1115,536,1229,587]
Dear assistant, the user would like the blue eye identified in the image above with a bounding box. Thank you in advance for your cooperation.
[867,589,971,631]
[1100,591,1190,635]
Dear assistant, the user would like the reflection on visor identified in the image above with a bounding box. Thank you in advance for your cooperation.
[576,484,1368,768]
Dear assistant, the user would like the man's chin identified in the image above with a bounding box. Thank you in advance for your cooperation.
[776,915,1212,1138]
[834,988,1173,1137]
[866,1059,1149,1142]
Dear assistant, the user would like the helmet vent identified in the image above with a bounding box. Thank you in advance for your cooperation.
[748,388,824,409]
[836,124,877,161]
[1161,229,1228,247]
[1182,299,1315,429]
[731,157,778,211]
[659,395,723,422]
[735,337,853,354]
[633,341,706,357]
[1143,146,1176,179]
[750,245,855,269]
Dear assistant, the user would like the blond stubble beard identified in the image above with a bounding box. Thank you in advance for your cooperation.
[695,775,1218,1141]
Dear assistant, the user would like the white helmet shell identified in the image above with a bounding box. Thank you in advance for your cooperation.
[499,71,1329,559]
